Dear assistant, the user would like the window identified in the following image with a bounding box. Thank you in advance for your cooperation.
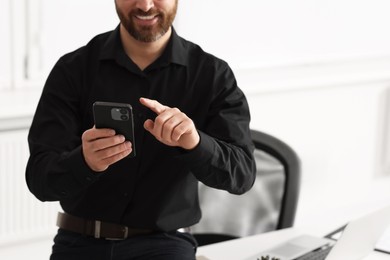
[0,0,118,92]
[0,0,11,90]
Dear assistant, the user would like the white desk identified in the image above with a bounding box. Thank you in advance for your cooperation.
[196,228,390,260]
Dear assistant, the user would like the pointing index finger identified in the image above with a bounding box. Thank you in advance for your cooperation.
[140,97,168,115]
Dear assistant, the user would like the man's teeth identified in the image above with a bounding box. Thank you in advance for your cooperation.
[136,15,156,20]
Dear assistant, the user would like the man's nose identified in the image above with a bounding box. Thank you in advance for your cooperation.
[136,0,155,12]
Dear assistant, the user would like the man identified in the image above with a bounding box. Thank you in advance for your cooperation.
[26,0,256,259]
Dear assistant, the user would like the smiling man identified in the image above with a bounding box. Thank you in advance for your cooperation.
[26,0,256,259]
[116,0,177,42]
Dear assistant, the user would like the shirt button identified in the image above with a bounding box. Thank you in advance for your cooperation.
[61,190,67,196]
[86,177,92,182]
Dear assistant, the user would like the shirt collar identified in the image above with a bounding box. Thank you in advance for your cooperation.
[99,25,188,67]
[99,25,123,61]
[160,27,188,66]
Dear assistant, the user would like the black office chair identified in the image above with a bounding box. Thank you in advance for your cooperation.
[191,129,301,246]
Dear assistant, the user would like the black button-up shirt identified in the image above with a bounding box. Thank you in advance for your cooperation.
[26,26,256,231]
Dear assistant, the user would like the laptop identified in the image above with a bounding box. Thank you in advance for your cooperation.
[245,204,390,260]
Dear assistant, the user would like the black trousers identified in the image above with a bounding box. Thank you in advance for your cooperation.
[50,229,197,260]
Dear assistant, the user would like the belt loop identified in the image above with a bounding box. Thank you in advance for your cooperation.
[94,220,101,239]
[123,226,129,239]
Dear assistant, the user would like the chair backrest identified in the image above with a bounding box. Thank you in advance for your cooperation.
[191,129,301,246]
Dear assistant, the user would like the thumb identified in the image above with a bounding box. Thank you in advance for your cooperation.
[143,119,154,132]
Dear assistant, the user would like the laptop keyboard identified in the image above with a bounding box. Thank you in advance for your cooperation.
[256,245,333,260]
[295,245,333,260]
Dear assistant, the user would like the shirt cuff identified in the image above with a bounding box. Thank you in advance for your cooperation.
[62,146,102,186]
[176,131,215,167]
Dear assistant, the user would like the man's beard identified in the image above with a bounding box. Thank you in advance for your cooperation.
[116,1,178,42]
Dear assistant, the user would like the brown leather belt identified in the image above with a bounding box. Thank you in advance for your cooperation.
[56,212,153,240]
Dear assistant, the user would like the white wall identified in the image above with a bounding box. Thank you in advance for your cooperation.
[175,0,390,67]
[39,0,118,79]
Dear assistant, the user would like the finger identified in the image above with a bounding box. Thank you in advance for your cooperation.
[161,112,187,142]
[89,135,126,153]
[101,148,132,167]
[140,97,169,115]
[154,112,176,140]
[171,120,191,142]
[96,141,132,159]
[83,127,116,142]
[93,143,132,172]
[143,119,155,133]
[152,107,182,139]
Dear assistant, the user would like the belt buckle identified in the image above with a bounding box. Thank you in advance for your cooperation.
[94,220,129,240]
[105,226,129,241]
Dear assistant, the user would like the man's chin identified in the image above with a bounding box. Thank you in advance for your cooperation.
[138,34,164,43]
[130,28,167,42]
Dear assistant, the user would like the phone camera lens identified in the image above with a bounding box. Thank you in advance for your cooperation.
[120,108,127,115]
[121,115,128,120]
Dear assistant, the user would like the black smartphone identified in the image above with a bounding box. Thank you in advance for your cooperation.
[93,101,136,157]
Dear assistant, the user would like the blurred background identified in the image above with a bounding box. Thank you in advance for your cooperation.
[1,0,390,259]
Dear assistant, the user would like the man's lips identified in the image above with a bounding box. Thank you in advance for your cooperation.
[133,13,159,26]
[135,14,158,20]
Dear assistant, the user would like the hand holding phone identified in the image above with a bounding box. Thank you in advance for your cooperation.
[93,101,136,157]
[81,127,132,172]
[81,101,135,172]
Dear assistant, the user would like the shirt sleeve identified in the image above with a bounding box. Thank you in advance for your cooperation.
[25,58,100,202]
[178,63,256,195]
